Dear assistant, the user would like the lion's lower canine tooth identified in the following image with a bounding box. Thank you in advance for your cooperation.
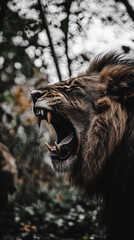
[46,143,52,152]
[38,116,41,127]
[47,112,52,124]
[55,142,60,154]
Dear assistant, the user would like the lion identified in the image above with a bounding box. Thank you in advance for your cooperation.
[31,52,134,240]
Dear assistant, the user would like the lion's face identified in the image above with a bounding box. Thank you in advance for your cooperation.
[31,76,96,173]
[31,52,134,182]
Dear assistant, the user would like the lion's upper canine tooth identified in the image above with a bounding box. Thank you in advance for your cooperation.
[38,116,41,128]
[41,109,44,116]
[47,111,52,124]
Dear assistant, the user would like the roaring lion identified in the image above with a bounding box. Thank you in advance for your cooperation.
[31,52,134,240]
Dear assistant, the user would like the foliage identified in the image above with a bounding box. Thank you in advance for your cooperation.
[1,0,133,84]
[0,182,104,240]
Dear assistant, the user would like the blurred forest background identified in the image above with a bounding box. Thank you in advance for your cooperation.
[0,0,134,239]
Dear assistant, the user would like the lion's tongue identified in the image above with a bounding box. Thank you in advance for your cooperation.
[58,132,73,146]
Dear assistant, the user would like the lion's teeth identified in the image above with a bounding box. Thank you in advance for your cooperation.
[46,143,52,152]
[41,109,44,116]
[38,116,41,128]
[47,111,52,124]
[55,142,60,154]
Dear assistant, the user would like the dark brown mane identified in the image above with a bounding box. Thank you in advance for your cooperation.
[87,51,134,74]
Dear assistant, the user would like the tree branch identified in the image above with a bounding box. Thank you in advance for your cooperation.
[37,0,62,82]
[64,1,72,77]
[115,0,134,22]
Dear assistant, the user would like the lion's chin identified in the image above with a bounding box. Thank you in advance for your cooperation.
[51,155,75,174]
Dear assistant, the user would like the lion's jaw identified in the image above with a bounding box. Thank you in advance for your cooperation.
[31,83,90,173]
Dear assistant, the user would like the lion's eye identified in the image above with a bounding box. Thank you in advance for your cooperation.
[71,79,78,85]
[66,78,79,87]
[67,81,77,89]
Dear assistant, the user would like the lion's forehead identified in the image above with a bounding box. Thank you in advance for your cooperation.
[32,75,97,97]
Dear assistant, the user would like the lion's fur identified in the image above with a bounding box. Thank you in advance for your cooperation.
[68,53,134,239]
[82,99,127,182]
[32,52,134,239]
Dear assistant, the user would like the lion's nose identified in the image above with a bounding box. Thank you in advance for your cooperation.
[31,90,42,104]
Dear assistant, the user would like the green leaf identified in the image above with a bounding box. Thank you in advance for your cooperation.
[3,90,13,103]
[82,236,88,240]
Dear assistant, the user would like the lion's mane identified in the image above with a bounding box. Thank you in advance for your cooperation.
[68,53,134,240]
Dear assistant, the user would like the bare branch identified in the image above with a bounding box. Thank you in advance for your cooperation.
[37,0,62,82]
[64,1,72,77]
[115,0,134,22]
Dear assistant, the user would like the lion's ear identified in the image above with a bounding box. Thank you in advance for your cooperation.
[82,97,127,182]
[100,65,134,102]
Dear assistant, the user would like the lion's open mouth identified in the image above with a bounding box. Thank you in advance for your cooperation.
[34,106,76,162]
